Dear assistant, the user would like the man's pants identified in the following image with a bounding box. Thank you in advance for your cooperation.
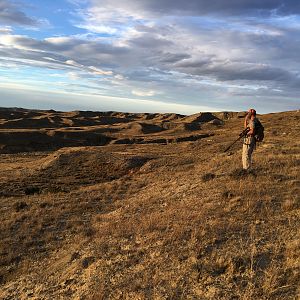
[242,137,255,169]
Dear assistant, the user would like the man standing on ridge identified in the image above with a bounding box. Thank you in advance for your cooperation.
[242,108,258,170]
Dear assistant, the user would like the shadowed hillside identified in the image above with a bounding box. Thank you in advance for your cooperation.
[0,108,299,299]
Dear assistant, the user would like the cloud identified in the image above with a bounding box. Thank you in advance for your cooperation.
[174,60,294,82]
[65,59,82,67]
[131,89,157,96]
[114,74,124,80]
[0,0,38,26]
[67,71,80,80]
[90,0,300,17]
[126,30,173,49]
[88,66,113,75]
[0,35,118,82]
[0,25,11,34]
[0,34,126,67]
[159,53,191,63]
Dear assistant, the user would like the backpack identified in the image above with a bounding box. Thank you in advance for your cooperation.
[254,119,264,142]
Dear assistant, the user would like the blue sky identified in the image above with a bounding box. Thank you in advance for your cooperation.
[0,0,299,114]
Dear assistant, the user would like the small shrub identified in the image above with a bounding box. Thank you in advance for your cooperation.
[84,227,96,238]
[222,191,234,199]
[82,256,95,269]
[201,173,216,182]
[24,186,40,195]
[70,251,80,261]
[14,201,28,212]
[230,169,256,179]
[39,202,50,208]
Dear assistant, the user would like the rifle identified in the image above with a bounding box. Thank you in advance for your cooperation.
[224,127,250,153]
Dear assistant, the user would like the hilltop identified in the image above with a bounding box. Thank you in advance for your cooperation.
[0,108,299,299]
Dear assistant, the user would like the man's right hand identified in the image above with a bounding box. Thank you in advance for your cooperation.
[240,127,250,137]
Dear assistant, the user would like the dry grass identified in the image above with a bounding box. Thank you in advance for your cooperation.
[0,110,299,299]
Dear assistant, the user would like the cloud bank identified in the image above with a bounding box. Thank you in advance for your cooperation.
[0,0,299,113]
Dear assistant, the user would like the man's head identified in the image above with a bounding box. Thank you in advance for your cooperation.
[248,108,256,117]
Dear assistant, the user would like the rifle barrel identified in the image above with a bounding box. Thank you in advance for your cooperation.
[224,135,243,153]
[224,127,250,153]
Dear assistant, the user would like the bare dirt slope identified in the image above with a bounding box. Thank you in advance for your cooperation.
[0,108,299,299]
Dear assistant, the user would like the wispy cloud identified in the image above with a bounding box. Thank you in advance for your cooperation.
[0,25,11,33]
[132,89,158,97]
[0,0,38,26]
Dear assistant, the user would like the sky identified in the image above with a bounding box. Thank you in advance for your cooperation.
[0,0,299,114]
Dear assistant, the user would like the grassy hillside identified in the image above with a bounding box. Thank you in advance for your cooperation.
[0,110,299,299]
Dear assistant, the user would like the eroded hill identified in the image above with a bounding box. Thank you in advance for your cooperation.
[0,108,299,299]
[0,108,233,153]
